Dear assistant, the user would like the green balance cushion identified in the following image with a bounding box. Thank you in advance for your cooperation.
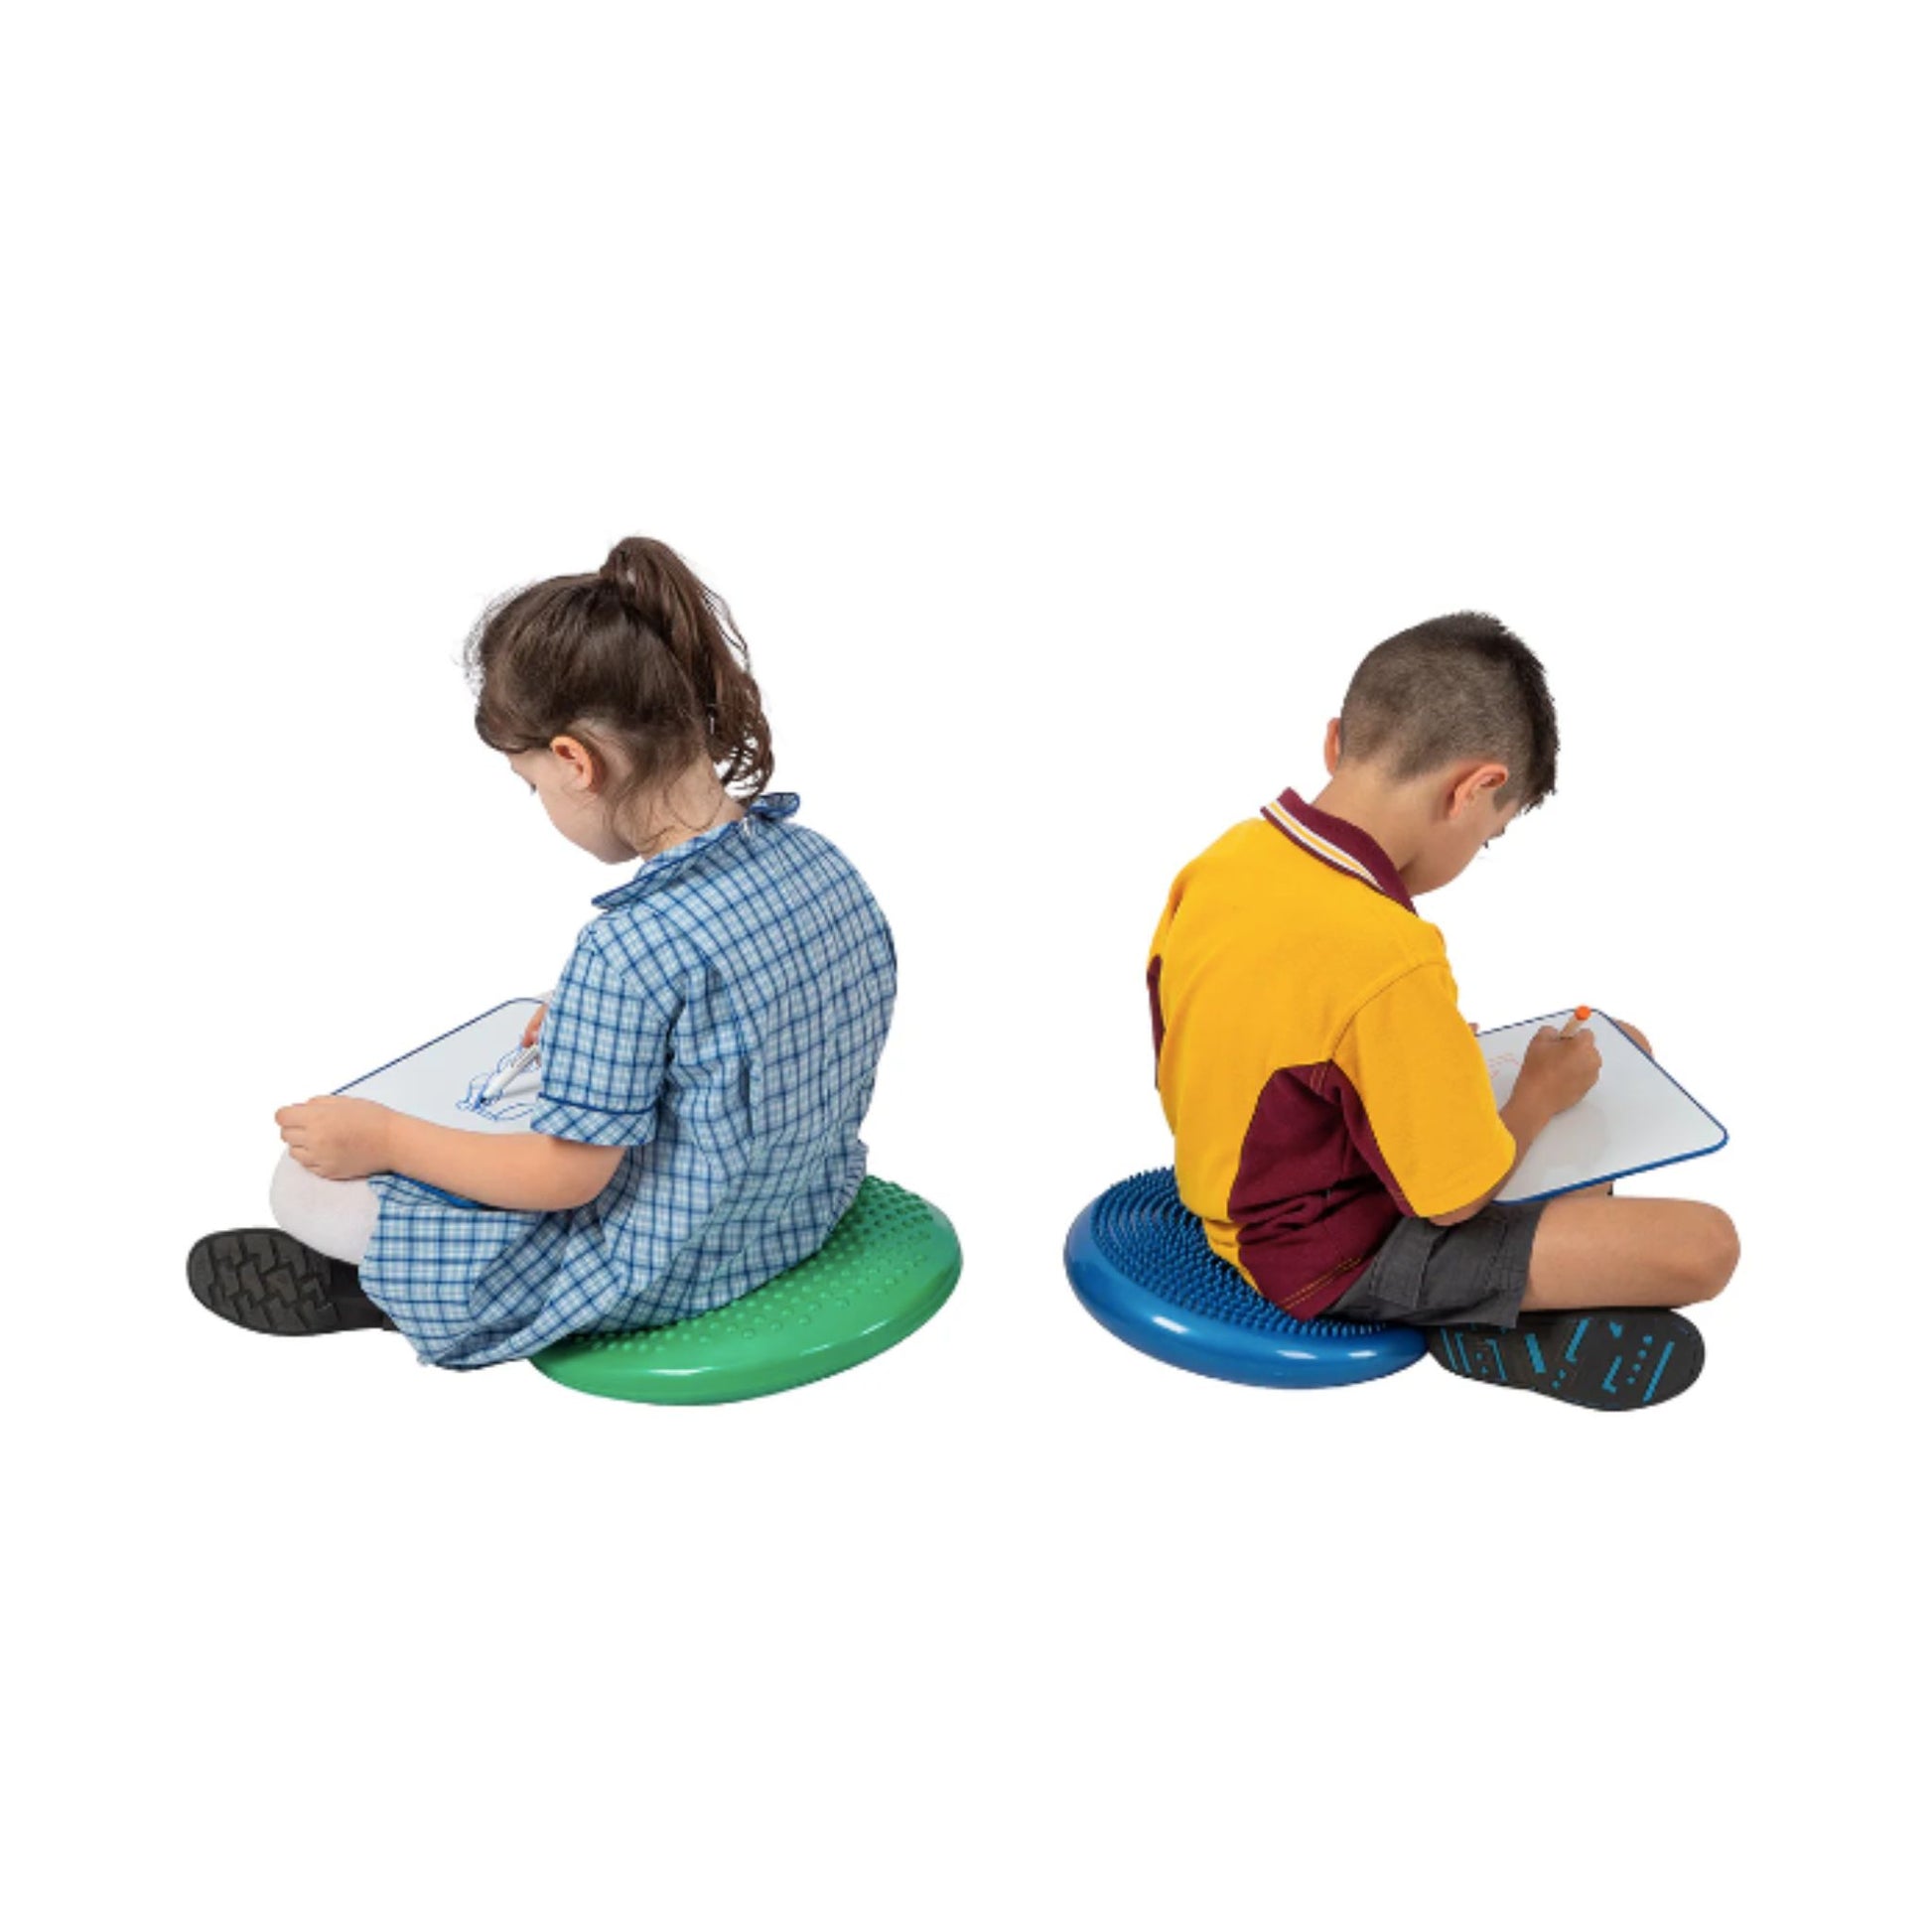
[530,1176,961,1404]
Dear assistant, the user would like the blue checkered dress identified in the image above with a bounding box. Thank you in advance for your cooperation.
[361,794,897,1368]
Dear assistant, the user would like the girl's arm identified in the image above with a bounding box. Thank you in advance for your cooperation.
[385,1115,622,1211]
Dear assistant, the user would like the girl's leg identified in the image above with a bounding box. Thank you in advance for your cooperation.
[269,1151,381,1266]
[188,1158,393,1336]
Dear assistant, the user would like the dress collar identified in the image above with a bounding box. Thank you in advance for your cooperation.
[1260,786,1416,913]
[591,791,800,907]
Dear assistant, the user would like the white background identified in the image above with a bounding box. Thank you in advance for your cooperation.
[9,4,1927,1926]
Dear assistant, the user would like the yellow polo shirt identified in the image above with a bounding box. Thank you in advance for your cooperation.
[1147,786,1516,1318]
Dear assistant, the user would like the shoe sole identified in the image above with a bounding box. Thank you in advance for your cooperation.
[187,1230,389,1336]
[1428,1308,1704,1411]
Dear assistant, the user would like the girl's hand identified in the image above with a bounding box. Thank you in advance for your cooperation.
[275,1096,398,1181]
[521,1004,548,1049]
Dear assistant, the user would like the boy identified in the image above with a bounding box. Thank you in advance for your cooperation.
[1146,614,1738,1410]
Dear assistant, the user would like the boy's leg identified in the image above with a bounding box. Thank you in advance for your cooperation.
[1333,1184,1737,1409]
[1521,1193,1739,1311]
[1424,1192,1736,1409]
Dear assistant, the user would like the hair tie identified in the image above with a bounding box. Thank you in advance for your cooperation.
[596,566,643,613]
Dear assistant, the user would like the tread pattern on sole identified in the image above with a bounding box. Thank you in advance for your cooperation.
[1428,1309,1705,1411]
[188,1229,379,1335]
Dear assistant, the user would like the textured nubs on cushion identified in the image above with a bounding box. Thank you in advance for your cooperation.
[532,1177,961,1404]
[1064,1168,1425,1388]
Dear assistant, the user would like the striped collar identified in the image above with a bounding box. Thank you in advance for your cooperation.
[1260,786,1416,913]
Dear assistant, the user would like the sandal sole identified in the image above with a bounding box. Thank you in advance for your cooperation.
[187,1229,388,1335]
[1428,1308,1704,1411]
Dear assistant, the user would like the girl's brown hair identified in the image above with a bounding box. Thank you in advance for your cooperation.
[463,536,773,836]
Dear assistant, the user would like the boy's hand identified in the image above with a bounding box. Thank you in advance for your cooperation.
[275,1096,398,1181]
[1518,1024,1603,1115]
[1611,1015,1653,1057]
[521,1004,548,1050]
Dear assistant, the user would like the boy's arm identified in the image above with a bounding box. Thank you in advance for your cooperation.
[1427,1085,1557,1226]
[1429,1017,1617,1224]
[1332,964,1519,1226]
[384,1115,623,1212]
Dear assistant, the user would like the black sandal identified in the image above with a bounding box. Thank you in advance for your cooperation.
[1427,1308,1704,1411]
[187,1229,396,1336]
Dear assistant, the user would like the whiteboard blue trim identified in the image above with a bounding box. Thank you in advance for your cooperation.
[330,998,544,1099]
[1482,1007,1728,1204]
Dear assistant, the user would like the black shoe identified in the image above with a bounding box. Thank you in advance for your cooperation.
[1428,1308,1704,1411]
[187,1229,396,1336]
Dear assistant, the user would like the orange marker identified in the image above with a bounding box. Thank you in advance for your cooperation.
[1558,1005,1591,1039]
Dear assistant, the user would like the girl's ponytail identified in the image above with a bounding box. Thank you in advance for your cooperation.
[597,537,772,795]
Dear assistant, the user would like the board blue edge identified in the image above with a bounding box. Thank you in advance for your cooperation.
[1485,1007,1729,1205]
[330,997,544,1098]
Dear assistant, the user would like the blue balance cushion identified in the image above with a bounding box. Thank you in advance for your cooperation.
[1065,1168,1426,1389]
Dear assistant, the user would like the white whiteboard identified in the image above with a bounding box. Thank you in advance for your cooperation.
[1479,1010,1726,1203]
[333,999,544,1137]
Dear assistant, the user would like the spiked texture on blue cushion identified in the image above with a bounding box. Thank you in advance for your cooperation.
[1065,1168,1425,1389]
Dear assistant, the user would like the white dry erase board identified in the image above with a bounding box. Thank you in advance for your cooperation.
[333,1000,545,1136]
[1479,1010,1727,1204]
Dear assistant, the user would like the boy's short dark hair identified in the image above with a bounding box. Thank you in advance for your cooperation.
[1337,613,1559,812]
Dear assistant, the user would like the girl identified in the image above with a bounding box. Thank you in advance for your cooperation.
[186,538,897,1369]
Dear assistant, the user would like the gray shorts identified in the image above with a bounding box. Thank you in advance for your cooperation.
[1327,1197,1553,1330]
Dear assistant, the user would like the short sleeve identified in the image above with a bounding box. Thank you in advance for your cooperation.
[1330,962,1516,1218]
[527,929,675,1149]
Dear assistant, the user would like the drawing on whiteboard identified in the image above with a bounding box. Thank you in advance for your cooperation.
[457,1049,539,1124]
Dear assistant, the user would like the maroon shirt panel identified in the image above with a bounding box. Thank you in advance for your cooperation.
[1147,954,1166,1071]
[1228,1059,1411,1319]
